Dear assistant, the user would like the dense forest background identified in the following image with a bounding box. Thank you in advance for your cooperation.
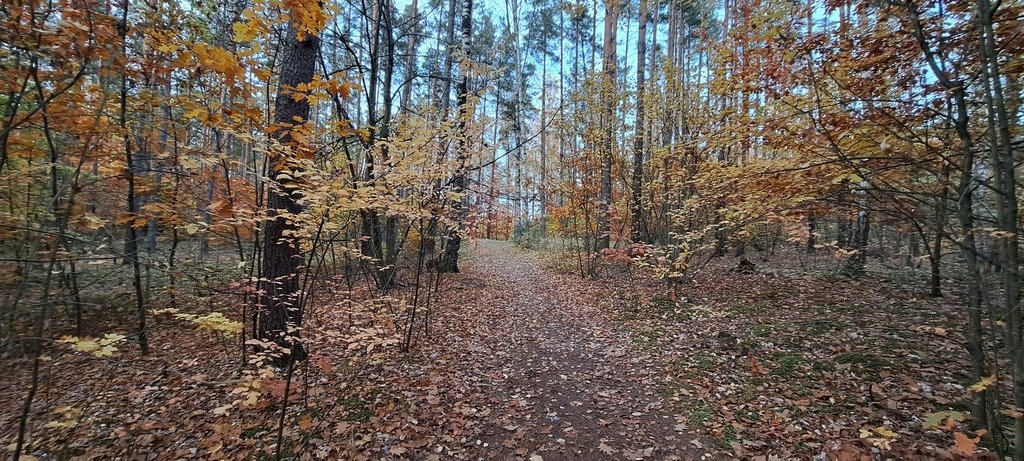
[2,0,1024,457]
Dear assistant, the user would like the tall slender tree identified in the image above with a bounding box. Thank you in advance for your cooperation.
[630,0,648,243]
[437,0,474,272]
[255,20,320,362]
[596,0,619,250]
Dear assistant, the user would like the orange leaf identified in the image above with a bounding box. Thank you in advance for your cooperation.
[953,431,978,456]
[298,414,312,430]
[749,355,767,375]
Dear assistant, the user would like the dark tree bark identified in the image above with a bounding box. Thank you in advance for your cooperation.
[630,0,648,243]
[977,0,1022,451]
[902,0,994,435]
[400,0,419,114]
[806,216,816,253]
[842,180,871,275]
[437,0,472,273]
[928,156,952,297]
[115,3,149,355]
[254,26,319,363]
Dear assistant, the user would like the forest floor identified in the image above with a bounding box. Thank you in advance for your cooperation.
[1,240,985,460]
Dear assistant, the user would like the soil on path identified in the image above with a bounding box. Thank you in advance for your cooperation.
[424,241,709,460]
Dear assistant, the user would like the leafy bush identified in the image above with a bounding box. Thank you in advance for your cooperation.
[512,220,546,249]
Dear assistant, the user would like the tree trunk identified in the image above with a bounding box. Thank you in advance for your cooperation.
[904,0,993,435]
[806,216,816,253]
[437,0,473,272]
[630,0,647,244]
[117,4,148,355]
[978,0,1022,451]
[843,180,870,275]
[596,0,619,251]
[255,25,319,363]
[540,53,548,237]
[400,0,419,114]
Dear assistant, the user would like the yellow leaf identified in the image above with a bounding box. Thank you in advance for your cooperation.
[193,312,243,334]
[43,405,81,429]
[232,21,258,42]
[192,43,244,83]
[81,214,106,229]
[923,410,965,430]
[156,43,179,53]
[873,426,897,439]
[969,375,996,393]
[59,334,124,357]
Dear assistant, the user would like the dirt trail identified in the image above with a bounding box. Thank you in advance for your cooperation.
[440,240,707,460]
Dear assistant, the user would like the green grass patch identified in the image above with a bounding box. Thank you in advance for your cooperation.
[650,295,674,310]
[736,408,761,421]
[739,338,761,351]
[343,397,373,423]
[687,400,714,427]
[728,302,772,317]
[772,354,803,377]
[631,327,664,350]
[715,426,738,450]
[750,324,774,337]
[811,359,836,373]
[835,351,890,379]
[690,354,715,371]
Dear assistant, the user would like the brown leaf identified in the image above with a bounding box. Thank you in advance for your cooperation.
[953,432,978,456]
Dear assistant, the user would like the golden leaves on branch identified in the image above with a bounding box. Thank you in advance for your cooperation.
[281,0,329,39]
[192,43,244,84]
[151,308,243,335]
[58,333,126,358]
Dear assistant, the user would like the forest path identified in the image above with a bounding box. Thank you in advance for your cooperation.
[441,240,708,460]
